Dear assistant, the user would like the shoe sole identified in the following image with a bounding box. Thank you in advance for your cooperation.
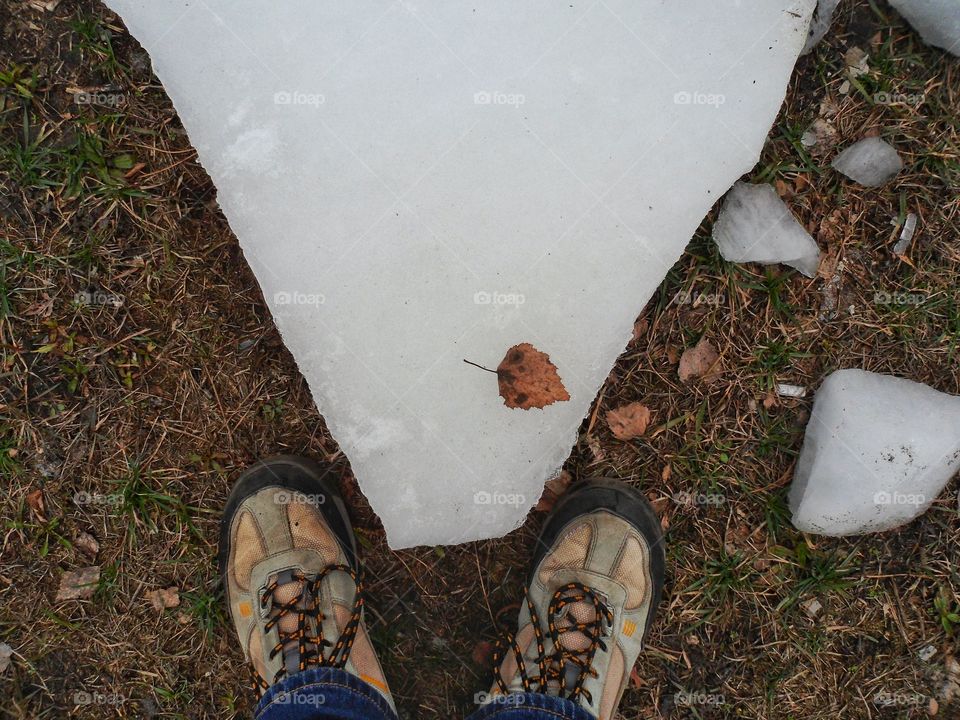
[529,476,666,641]
[217,455,359,590]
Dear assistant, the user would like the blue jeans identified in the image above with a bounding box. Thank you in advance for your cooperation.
[253,667,595,720]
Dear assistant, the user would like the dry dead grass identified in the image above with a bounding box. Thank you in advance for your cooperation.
[1,0,958,718]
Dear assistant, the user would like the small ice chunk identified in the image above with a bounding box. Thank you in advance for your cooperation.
[801,0,841,54]
[776,383,807,398]
[893,212,918,255]
[831,137,903,187]
[789,369,960,536]
[889,0,960,57]
[712,182,821,277]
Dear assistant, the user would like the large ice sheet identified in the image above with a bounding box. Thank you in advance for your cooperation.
[790,370,960,536]
[106,0,814,547]
[801,0,840,54]
[889,0,960,56]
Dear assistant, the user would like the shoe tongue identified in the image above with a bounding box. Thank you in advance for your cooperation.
[556,600,598,654]
[268,570,312,675]
[272,575,305,634]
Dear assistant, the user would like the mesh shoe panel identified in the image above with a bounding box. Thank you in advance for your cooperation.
[334,604,389,694]
[231,511,267,591]
[612,535,651,610]
[537,522,592,587]
[287,500,340,563]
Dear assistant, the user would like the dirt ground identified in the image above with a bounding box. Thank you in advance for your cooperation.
[1,1,959,718]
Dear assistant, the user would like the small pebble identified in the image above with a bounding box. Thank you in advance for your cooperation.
[801,598,823,618]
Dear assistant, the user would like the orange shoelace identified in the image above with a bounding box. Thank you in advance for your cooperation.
[250,564,363,697]
[492,581,613,705]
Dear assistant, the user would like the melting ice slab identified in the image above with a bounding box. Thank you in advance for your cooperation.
[106,0,814,547]
[790,370,960,536]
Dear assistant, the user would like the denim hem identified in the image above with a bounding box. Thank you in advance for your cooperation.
[253,666,397,720]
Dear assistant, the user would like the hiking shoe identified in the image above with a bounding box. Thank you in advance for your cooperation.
[489,477,665,719]
[218,455,394,710]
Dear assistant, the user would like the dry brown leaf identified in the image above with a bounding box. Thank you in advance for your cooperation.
[647,492,671,531]
[496,343,569,410]
[74,531,100,560]
[606,402,651,440]
[24,294,54,318]
[471,640,495,667]
[535,470,573,512]
[146,586,181,612]
[631,317,648,343]
[56,566,100,601]
[678,337,721,382]
[26,489,47,522]
[586,435,605,464]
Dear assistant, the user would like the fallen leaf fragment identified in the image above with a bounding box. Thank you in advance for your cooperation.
[26,489,47,522]
[586,435,605,464]
[536,470,573,512]
[56,566,100,601]
[606,402,651,440]
[146,586,181,612]
[496,343,570,410]
[678,337,721,382]
[74,531,100,560]
[471,640,495,667]
[0,643,12,673]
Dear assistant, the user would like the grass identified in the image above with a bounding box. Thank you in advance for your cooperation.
[1,0,958,719]
[109,464,197,543]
